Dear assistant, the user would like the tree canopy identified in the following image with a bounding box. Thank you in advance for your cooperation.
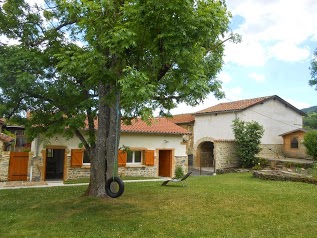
[0,0,239,197]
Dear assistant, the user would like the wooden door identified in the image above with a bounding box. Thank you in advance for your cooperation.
[8,152,29,181]
[159,150,172,177]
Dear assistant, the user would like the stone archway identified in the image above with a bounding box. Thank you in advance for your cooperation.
[198,141,214,168]
[190,137,215,175]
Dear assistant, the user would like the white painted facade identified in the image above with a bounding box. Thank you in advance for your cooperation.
[194,98,303,145]
[32,132,186,157]
[120,133,186,156]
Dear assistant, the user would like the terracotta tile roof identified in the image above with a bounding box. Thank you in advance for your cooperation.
[121,118,190,135]
[195,95,306,116]
[168,114,195,124]
[196,96,272,114]
[0,133,15,143]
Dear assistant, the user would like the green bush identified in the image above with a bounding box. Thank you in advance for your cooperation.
[174,166,184,179]
[303,130,317,160]
[252,158,269,170]
[232,119,264,168]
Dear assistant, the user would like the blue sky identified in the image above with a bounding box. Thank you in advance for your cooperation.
[172,0,317,114]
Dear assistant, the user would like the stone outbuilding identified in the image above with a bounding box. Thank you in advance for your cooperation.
[279,129,308,159]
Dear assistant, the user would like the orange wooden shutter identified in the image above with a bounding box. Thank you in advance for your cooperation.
[118,150,127,167]
[144,150,155,166]
[71,149,83,167]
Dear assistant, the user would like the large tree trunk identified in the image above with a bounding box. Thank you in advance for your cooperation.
[106,89,121,180]
[87,81,108,197]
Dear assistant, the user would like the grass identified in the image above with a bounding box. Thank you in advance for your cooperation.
[1,172,317,237]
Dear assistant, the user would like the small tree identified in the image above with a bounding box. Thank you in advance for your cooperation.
[174,166,184,179]
[303,130,317,160]
[232,119,264,168]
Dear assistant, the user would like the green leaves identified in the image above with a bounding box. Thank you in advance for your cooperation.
[0,0,236,147]
[232,119,265,168]
[303,130,317,160]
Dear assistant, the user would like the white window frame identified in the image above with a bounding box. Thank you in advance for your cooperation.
[127,150,143,164]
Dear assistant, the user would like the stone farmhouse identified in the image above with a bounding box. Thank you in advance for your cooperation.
[20,117,188,182]
[173,95,307,173]
[0,95,308,182]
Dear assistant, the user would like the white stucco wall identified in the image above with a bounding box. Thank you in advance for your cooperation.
[194,98,303,145]
[31,132,186,157]
[120,133,186,156]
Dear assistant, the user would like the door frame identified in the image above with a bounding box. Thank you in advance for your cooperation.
[41,146,67,181]
[158,149,174,177]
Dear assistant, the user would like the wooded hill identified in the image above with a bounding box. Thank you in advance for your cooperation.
[302,106,317,114]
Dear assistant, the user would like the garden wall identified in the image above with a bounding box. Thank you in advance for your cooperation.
[214,140,239,170]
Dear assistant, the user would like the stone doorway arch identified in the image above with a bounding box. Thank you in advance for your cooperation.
[190,137,215,175]
[198,141,214,168]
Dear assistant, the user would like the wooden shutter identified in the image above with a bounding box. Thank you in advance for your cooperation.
[144,150,155,166]
[118,150,127,167]
[71,149,83,167]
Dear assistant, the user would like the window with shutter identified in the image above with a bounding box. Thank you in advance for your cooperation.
[71,149,83,167]
[127,150,143,164]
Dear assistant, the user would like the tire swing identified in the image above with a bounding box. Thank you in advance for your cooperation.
[105,176,124,198]
[105,88,124,198]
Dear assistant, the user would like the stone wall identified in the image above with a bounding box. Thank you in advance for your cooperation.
[118,165,157,177]
[214,140,239,170]
[175,156,188,174]
[0,152,9,181]
[27,153,44,182]
[66,156,90,180]
[257,144,284,159]
[117,156,187,178]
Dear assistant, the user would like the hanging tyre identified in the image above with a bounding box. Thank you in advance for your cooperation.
[105,177,124,198]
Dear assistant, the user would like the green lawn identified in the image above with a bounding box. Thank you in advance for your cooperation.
[1,172,317,238]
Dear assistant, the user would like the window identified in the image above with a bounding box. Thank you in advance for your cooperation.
[127,150,142,164]
[291,137,298,149]
[47,149,54,157]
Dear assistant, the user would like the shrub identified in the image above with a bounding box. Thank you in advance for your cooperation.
[252,158,269,170]
[174,166,184,179]
[303,130,317,160]
[232,119,264,168]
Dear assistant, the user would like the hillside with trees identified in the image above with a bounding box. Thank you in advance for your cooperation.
[302,106,317,129]
[302,106,317,114]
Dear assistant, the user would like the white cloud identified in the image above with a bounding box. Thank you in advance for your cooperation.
[284,98,311,110]
[225,0,317,66]
[248,73,265,82]
[223,87,243,101]
[224,40,267,66]
[0,35,19,45]
[217,71,232,84]
[269,42,310,62]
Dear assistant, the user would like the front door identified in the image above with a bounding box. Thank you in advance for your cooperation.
[45,149,65,180]
[158,150,172,177]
